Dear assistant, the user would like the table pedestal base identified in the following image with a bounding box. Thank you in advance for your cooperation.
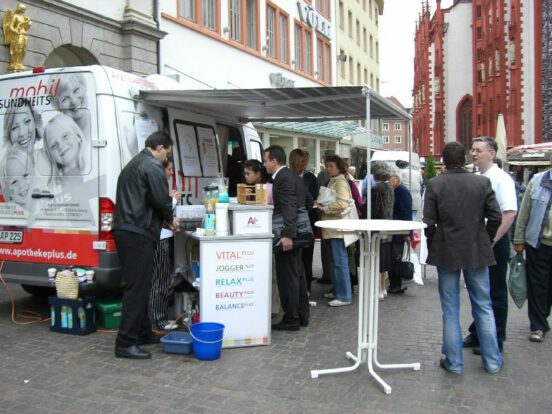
[310,232,420,395]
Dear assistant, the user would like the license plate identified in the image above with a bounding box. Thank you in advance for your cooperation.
[0,231,23,244]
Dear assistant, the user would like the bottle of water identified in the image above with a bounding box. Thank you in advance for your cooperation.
[67,306,73,329]
[50,305,55,327]
[61,306,68,328]
[78,306,86,329]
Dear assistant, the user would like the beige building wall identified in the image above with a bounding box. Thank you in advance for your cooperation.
[335,0,382,90]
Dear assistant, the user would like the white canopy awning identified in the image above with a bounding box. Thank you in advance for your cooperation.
[139,86,411,123]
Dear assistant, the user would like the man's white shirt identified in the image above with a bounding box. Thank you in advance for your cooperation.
[480,164,518,213]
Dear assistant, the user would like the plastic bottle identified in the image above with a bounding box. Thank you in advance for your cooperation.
[217,173,229,203]
[50,305,55,327]
[215,202,229,236]
[61,306,68,328]
[67,306,73,329]
[78,306,86,329]
[204,202,216,236]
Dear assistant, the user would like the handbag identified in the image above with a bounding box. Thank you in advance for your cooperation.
[392,241,414,281]
[508,253,527,309]
[272,207,314,252]
[342,199,360,247]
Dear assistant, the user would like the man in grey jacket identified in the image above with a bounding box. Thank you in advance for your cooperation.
[423,142,502,374]
[113,131,179,359]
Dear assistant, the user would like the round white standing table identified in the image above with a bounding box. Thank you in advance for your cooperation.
[311,219,427,395]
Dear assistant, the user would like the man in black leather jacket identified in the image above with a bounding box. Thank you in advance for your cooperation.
[113,131,179,359]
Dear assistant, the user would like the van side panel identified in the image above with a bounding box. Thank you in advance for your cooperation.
[0,71,99,268]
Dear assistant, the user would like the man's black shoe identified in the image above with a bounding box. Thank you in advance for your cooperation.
[462,334,479,348]
[387,287,406,294]
[272,322,300,331]
[473,343,503,355]
[316,279,333,285]
[299,319,309,328]
[115,345,151,359]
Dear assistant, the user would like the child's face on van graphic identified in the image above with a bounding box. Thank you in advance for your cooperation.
[9,106,36,153]
[47,124,80,169]
[6,157,31,206]
[57,78,87,121]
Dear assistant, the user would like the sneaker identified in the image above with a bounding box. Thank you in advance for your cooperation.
[529,330,544,342]
[328,299,352,307]
[383,289,388,297]
[323,292,335,299]
[378,292,385,301]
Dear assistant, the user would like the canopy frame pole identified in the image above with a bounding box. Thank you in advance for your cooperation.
[362,85,371,222]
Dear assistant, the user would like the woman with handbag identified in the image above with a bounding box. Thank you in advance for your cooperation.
[317,155,356,307]
[388,172,414,294]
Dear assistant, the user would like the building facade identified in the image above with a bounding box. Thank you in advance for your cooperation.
[0,0,164,75]
[335,0,383,90]
[412,0,549,158]
[380,97,408,151]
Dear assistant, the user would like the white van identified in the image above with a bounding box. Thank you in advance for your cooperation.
[370,150,421,170]
[0,65,263,295]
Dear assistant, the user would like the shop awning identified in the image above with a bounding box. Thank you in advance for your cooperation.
[253,120,368,139]
[139,86,411,123]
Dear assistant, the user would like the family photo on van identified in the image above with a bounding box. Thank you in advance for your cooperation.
[0,72,95,222]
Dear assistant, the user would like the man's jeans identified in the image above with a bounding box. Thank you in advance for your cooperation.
[329,238,352,302]
[438,267,502,373]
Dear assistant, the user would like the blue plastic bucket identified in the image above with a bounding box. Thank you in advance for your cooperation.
[189,322,225,361]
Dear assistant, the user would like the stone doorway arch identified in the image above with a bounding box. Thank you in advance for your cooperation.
[43,45,99,68]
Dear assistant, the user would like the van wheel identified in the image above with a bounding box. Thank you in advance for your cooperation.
[20,285,56,298]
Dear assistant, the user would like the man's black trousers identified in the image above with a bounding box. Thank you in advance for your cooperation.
[114,230,156,348]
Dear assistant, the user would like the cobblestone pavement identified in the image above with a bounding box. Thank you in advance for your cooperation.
[1,242,552,414]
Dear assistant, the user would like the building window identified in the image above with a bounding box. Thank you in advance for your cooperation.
[363,28,367,51]
[178,0,219,31]
[375,6,378,25]
[316,0,331,19]
[357,62,361,85]
[348,11,352,38]
[369,0,372,19]
[370,72,374,88]
[382,122,389,131]
[363,0,366,11]
[305,31,312,74]
[266,4,289,64]
[339,49,346,78]
[179,0,196,21]
[394,122,401,130]
[316,37,331,83]
[339,1,344,29]
[395,136,401,144]
[364,68,368,84]
[295,23,313,75]
[376,41,379,63]
[203,0,216,30]
[246,0,257,48]
[370,35,373,58]
[266,6,276,58]
[356,20,360,45]
[295,25,302,71]
[279,13,288,63]
[349,56,354,83]
[383,136,389,144]
[228,0,258,48]
[229,0,241,41]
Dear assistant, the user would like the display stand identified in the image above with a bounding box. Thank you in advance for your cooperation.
[175,203,273,348]
[310,219,426,395]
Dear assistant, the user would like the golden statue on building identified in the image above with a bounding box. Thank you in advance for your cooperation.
[3,4,31,72]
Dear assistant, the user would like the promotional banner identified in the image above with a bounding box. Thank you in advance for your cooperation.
[200,239,271,347]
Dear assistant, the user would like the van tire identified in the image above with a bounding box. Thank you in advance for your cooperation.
[20,285,56,298]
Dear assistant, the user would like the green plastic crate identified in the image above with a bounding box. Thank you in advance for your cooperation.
[95,298,122,329]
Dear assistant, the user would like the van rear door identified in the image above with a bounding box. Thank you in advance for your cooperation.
[0,71,99,267]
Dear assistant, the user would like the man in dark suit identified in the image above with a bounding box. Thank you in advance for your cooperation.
[423,142,503,374]
[264,146,309,331]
